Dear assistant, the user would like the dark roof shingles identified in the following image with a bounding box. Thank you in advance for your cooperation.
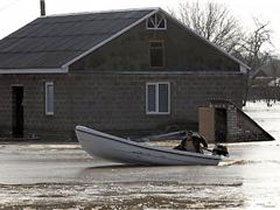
[0,9,153,69]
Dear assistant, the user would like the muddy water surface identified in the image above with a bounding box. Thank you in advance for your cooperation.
[0,101,279,209]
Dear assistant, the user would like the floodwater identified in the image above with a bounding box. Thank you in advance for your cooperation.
[0,101,279,209]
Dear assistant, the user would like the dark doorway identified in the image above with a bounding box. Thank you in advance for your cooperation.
[215,108,227,142]
[12,86,24,138]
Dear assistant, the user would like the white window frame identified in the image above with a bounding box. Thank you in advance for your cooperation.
[146,82,170,115]
[45,82,54,116]
[146,13,167,30]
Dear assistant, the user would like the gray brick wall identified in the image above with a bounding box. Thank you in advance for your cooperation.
[0,72,245,140]
[0,74,72,139]
[70,17,240,72]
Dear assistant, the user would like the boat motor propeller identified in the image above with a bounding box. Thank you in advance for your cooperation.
[212,145,229,157]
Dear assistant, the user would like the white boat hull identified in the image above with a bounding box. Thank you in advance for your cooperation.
[75,126,221,166]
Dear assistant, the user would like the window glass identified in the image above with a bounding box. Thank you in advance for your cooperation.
[45,82,54,115]
[158,18,165,28]
[147,19,154,28]
[149,14,156,26]
[159,84,169,112]
[150,41,164,67]
[146,83,170,114]
[147,85,156,112]
[151,42,163,48]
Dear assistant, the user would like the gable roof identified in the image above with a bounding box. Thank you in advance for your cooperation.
[251,59,280,79]
[0,7,249,74]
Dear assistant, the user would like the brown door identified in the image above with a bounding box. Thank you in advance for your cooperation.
[215,108,227,142]
[12,86,24,138]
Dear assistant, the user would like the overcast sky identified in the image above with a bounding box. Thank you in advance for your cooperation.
[0,0,279,56]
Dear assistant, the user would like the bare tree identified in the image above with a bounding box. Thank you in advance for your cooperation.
[234,18,273,70]
[170,1,242,53]
[232,18,274,105]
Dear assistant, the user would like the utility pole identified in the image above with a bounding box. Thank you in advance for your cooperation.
[40,0,46,16]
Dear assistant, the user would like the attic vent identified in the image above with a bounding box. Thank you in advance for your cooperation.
[146,13,167,30]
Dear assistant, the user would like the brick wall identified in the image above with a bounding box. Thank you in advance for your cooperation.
[206,101,274,142]
[0,74,72,140]
[227,104,273,141]
[70,17,239,72]
[0,72,246,140]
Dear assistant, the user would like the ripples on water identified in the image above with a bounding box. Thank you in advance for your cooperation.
[0,101,279,209]
[0,181,245,209]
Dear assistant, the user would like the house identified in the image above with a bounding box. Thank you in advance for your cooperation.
[0,8,249,140]
[250,59,280,79]
[249,59,280,100]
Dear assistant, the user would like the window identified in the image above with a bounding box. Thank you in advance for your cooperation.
[150,41,164,68]
[146,13,167,30]
[45,82,54,115]
[146,82,170,114]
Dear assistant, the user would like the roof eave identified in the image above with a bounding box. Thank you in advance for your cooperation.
[0,67,68,75]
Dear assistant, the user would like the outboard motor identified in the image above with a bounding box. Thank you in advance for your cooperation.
[212,145,229,157]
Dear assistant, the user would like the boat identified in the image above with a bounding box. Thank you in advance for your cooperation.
[75,125,223,166]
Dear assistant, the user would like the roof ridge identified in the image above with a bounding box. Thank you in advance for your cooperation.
[39,7,160,18]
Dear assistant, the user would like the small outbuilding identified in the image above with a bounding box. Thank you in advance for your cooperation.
[249,59,280,100]
[0,8,249,140]
[199,100,274,142]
